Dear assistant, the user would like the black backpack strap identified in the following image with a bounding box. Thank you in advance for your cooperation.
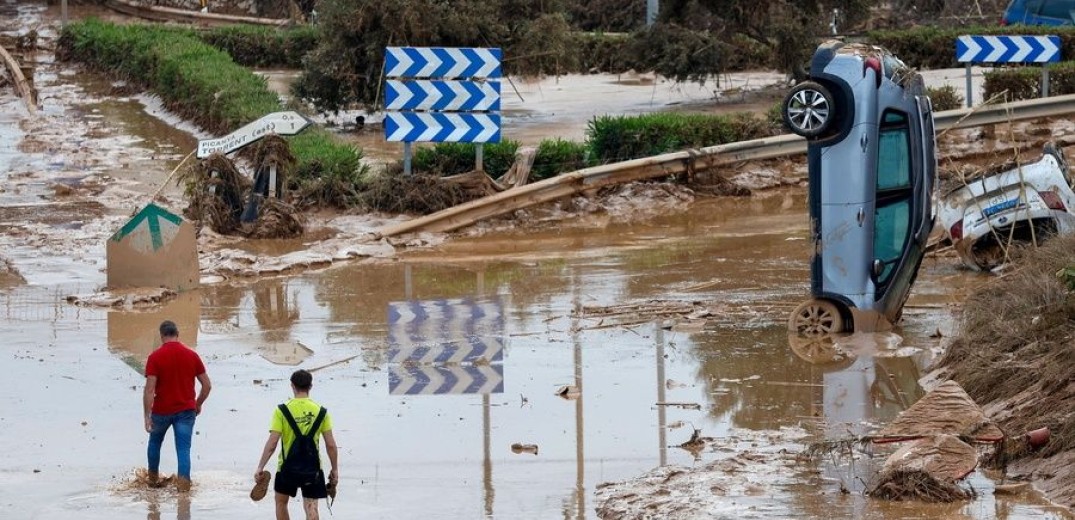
[278,404,327,439]
[309,406,327,436]
[278,404,303,437]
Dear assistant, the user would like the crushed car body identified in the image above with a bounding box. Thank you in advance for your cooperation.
[938,143,1075,271]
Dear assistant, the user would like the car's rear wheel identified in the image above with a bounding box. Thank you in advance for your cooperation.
[782,82,834,138]
[788,299,844,336]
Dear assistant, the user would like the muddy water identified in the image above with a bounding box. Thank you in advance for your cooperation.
[4,191,1071,519]
[1,3,1071,519]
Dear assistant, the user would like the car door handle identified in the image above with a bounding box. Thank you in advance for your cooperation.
[857,207,865,226]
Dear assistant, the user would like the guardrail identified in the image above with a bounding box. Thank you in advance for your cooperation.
[377,93,1075,236]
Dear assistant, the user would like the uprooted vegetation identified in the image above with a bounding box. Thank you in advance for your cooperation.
[181,136,305,239]
[938,234,1075,508]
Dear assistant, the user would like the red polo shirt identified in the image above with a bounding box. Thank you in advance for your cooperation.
[146,341,206,415]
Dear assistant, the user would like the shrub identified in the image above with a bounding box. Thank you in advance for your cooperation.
[983,64,1059,102]
[926,85,964,111]
[869,25,1075,70]
[586,112,776,164]
[198,25,320,68]
[58,19,362,205]
[413,141,521,178]
[532,139,592,180]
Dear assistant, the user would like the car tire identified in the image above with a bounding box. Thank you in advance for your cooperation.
[788,299,844,336]
[782,81,835,139]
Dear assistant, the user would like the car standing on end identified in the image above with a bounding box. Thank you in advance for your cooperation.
[783,41,937,335]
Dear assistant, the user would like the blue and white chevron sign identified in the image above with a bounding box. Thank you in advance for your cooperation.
[956,35,1061,64]
[385,47,502,79]
[389,364,505,396]
[388,338,504,364]
[385,80,501,111]
[388,298,504,341]
[385,112,501,143]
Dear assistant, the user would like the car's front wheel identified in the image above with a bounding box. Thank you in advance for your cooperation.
[782,82,835,138]
[788,299,845,336]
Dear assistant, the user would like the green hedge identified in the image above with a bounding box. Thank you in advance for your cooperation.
[57,19,362,195]
[983,61,1075,101]
[413,141,521,178]
[868,25,1075,70]
[532,139,592,180]
[197,25,319,68]
[587,112,775,164]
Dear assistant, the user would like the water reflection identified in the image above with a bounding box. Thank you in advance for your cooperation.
[251,278,308,365]
[107,291,200,373]
[146,492,191,520]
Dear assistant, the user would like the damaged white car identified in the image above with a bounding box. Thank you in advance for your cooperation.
[939,143,1075,271]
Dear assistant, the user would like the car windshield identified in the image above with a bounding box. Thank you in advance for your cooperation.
[1040,0,1075,19]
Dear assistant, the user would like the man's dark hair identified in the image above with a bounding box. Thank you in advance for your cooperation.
[159,320,179,338]
[291,369,313,391]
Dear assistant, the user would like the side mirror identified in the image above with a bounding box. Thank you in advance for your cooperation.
[872,259,884,278]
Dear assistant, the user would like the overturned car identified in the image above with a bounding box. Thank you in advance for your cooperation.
[938,143,1075,271]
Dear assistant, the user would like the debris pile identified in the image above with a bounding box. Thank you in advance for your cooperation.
[181,135,305,238]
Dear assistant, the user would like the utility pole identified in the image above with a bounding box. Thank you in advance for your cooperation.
[646,0,658,27]
[62,0,68,25]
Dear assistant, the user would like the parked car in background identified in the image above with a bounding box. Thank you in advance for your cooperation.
[783,41,937,335]
[1002,0,1075,25]
[938,143,1075,271]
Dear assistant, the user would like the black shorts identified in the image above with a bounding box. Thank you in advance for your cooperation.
[274,469,327,499]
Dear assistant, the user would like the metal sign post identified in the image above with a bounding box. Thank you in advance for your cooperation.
[384,47,503,174]
[956,35,1061,107]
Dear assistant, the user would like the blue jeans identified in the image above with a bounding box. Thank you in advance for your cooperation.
[147,409,196,480]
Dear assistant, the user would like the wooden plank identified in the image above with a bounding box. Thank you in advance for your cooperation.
[0,44,35,113]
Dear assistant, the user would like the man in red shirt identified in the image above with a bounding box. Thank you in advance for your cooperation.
[144,320,212,492]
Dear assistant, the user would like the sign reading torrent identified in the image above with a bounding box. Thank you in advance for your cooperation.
[196,111,312,158]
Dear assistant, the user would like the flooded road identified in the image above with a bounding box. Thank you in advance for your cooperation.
[4,192,1072,519]
[1,2,1072,519]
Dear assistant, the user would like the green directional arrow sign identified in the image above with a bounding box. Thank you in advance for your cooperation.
[111,203,184,253]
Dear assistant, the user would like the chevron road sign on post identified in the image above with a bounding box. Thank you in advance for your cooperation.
[389,364,504,396]
[385,47,502,79]
[383,46,503,174]
[956,35,1061,107]
[384,113,501,143]
[385,80,501,111]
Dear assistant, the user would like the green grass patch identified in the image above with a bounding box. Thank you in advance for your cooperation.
[413,141,521,178]
[58,19,363,206]
[587,112,775,164]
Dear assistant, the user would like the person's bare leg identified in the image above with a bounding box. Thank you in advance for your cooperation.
[274,493,291,520]
[302,497,319,520]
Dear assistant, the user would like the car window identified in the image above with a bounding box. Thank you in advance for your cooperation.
[1025,0,1044,15]
[874,200,911,283]
[877,111,911,191]
[1040,0,1075,18]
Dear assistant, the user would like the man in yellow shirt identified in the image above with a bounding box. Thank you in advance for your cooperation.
[254,370,339,520]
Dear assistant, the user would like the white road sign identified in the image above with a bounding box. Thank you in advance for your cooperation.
[196,111,312,158]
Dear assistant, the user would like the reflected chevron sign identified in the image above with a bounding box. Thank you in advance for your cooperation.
[387,298,505,349]
[384,47,502,79]
[385,112,501,143]
[389,364,504,395]
[386,80,501,111]
[956,35,1060,63]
